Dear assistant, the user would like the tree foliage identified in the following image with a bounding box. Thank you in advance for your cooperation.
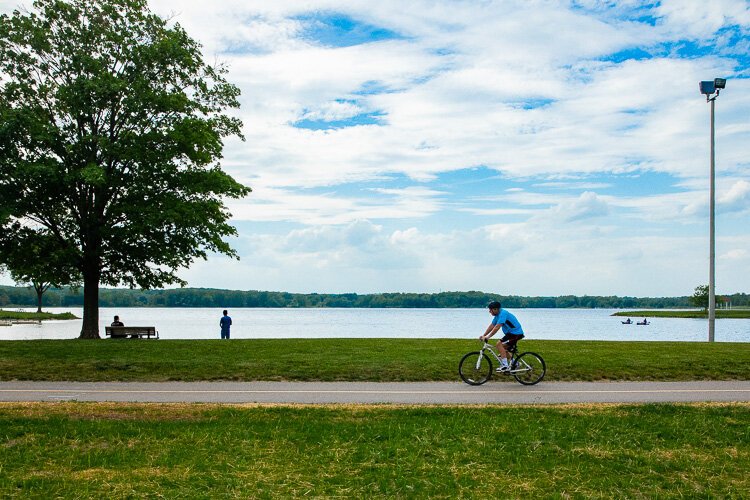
[0,222,81,312]
[0,0,250,337]
[689,285,710,310]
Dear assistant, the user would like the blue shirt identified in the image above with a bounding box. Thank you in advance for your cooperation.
[491,309,524,335]
[220,315,232,332]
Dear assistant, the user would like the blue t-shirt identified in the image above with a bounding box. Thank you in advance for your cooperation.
[220,315,232,332]
[491,309,524,335]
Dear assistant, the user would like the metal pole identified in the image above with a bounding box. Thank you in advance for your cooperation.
[708,96,716,342]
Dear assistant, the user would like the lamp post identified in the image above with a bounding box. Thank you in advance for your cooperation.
[699,78,726,342]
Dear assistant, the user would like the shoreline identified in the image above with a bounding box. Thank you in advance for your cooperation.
[612,310,750,319]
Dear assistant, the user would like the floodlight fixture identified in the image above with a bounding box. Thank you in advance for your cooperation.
[699,80,715,95]
[700,78,726,101]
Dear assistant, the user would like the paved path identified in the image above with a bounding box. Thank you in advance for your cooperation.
[1,381,749,404]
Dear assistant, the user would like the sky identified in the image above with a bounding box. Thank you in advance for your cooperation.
[1,0,749,297]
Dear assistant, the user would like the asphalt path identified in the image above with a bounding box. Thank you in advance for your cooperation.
[1,380,750,404]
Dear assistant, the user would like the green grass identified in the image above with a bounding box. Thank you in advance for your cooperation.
[0,310,78,321]
[1,402,748,498]
[613,309,750,319]
[1,339,749,382]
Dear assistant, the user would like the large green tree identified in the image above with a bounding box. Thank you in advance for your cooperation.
[0,0,250,338]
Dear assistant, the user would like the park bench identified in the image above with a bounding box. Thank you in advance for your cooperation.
[105,326,159,339]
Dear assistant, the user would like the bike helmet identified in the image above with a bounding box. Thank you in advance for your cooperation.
[487,301,501,310]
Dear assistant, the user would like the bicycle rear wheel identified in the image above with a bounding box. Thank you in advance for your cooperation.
[459,351,493,385]
[511,352,546,385]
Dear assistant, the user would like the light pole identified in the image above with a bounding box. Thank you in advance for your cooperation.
[699,78,726,343]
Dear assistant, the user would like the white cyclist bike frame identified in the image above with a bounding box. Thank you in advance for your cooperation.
[477,341,534,374]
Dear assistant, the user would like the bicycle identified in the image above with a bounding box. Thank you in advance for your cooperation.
[459,340,546,386]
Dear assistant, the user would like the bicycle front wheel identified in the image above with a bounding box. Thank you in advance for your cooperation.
[459,351,493,386]
[511,352,546,385]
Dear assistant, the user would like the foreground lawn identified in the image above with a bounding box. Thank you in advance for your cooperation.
[0,339,749,382]
[1,402,748,498]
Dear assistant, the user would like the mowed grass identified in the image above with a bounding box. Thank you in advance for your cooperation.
[1,339,749,382]
[1,402,748,498]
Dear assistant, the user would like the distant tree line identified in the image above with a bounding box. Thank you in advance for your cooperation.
[2,285,748,309]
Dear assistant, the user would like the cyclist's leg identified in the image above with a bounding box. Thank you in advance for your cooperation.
[501,334,523,363]
[496,335,511,368]
[496,334,508,355]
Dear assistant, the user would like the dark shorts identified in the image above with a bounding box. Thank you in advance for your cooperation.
[499,333,524,348]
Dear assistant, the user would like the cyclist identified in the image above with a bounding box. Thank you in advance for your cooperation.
[479,301,525,373]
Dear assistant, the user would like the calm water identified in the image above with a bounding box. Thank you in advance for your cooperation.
[1,307,749,342]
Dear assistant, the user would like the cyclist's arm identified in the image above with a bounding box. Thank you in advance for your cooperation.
[480,324,501,340]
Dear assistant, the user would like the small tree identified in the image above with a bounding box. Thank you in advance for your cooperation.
[0,0,250,338]
[689,285,709,311]
[0,223,80,312]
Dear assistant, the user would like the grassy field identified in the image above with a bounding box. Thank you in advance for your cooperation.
[613,309,750,319]
[1,339,749,382]
[0,310,78,321]
[1,402,748,498]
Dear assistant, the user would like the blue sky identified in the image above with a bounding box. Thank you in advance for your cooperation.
[2,0,749,296]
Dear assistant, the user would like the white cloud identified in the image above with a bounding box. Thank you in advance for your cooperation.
[5,2,748,195]
[3,0,750,295]
[300,100,365,122]
[547,191,610,222]
[139,1,750,210]
[719,180,750,212]
[227,182,444,225]
[181,218,750,296]
[656,0,750,38]
[721,248,748,261]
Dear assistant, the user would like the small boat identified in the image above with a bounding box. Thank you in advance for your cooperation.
[636,321,650,325]
[621,320,632,324]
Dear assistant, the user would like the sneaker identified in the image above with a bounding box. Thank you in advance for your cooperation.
[496,365,509,373]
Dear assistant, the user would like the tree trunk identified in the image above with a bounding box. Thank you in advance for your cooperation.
[32,282,49,314]
[79,262,101,339]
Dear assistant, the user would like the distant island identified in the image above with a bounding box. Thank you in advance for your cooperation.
[0,310,78,321]
[2,285,749,310]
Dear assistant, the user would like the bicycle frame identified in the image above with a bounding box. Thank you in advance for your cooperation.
[478,342,504,367]
[478,342,533,374]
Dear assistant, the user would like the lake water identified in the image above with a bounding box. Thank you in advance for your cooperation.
[1,307,749,342]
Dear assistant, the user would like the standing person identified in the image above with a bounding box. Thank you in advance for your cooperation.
[220,310,232,339]
[479,301,525,373]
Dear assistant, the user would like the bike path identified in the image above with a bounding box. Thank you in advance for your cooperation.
[1,381,750,404]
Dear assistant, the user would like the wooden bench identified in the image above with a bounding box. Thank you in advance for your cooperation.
[105,326,159,339]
